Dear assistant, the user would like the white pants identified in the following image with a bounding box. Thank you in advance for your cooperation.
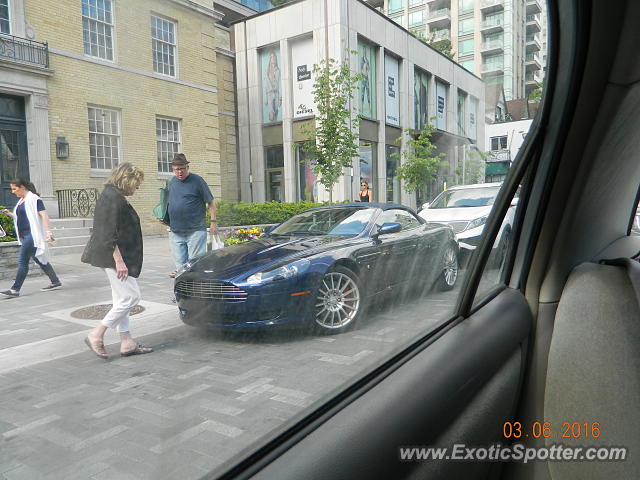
[101,268,141,333]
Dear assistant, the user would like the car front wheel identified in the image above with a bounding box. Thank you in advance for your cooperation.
[436,244,459,291]
[314,266,362,334]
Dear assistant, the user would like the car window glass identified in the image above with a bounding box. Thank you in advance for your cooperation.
[271,207,376,236]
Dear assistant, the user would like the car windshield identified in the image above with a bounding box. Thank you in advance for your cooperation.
[430,187,501,208]
[270,207,376,236]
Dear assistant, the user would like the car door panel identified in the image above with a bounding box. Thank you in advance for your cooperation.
[249,288,531,480]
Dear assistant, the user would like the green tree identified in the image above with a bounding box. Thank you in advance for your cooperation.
[529,82,543,103]
[456,149,487,185]
[392,124,446,200]
[411,31,454,59]
[299,56,363,202]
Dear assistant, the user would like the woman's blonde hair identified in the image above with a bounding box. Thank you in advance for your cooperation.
[107,163,144,193]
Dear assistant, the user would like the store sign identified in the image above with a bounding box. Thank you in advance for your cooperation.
[385,55,399,126]
[291,37,315,118]
[436,81,447,130]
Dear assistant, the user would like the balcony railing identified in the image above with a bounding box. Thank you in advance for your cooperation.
[427,8,450,20]
[0,34,49,68]
[482,63,504,73]
[430,29,450,41]
[526,14,541,23]
[526,33,541,43]
[525,52,541,62]
[56,188,100,218]
[481,18,503,29]
[481,0,504,10]
[482,40,504,51]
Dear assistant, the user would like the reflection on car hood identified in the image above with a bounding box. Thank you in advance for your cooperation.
[189,235,356,278]
[419,205,492,222]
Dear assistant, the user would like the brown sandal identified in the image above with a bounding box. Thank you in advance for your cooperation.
[120,345,153,357]
[84,337,108,359]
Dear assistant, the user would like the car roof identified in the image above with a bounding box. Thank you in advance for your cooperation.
[307,202,415,212]
[445,182,503,191]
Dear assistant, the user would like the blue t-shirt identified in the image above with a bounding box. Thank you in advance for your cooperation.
[16,200,45,237]
[167,173,214,233]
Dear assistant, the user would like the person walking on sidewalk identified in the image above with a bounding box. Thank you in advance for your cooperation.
[81,163,153,359]
[0,179,61,298]
[166,153,217,277]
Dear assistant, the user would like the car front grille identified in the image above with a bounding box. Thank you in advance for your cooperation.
[446,221,469,234]
[175,280,248,302]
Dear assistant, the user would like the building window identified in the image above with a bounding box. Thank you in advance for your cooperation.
[388,0,403,14]
[359,140,377,200]
[151,15,176,77]
[0,0,10,34]
[156,117,181,173]
[409,0,424,7]
[491,136,508,151]
[459,59,475,73]
[458,17,474,35]
[459,38,474,56]
[458,0,474,14]
[82,0,114,60]
[409,11,424,27]
[88,106,120,170]
[457,90,466,137]
[391,15,406,28]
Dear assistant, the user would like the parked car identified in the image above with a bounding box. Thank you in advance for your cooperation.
[175,203,459,333]
[418,182,516,266]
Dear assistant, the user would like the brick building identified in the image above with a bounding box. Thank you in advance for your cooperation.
[0,0,238,232]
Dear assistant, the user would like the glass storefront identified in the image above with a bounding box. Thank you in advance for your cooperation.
[359,140,377,201]
[385,145,400,203]
[296,144,318,202]
[265,145,284,202]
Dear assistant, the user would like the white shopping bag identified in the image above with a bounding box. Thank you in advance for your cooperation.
[209,232,224,251]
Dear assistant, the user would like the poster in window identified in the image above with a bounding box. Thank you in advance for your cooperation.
[414,69,429,130]
[260,46,282,123]
[291,37,315,118]
[436,81,447,130]
[358,40,377,119]
[297,147,318,202]
[385,55,400,126]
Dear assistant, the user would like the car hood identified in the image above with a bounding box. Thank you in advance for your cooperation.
[419,205,492,222]
[186,235,357,279]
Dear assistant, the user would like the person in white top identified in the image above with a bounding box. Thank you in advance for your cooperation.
[0,178,61,298]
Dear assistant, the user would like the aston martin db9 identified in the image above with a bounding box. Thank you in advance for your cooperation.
[175,203,458,333]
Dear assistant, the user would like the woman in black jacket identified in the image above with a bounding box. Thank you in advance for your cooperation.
[82,163,152,359]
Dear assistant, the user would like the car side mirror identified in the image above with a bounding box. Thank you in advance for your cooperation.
[376,222,402,236]
[422,202,430,210]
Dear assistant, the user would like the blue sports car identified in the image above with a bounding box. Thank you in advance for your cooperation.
[174,203,459,334]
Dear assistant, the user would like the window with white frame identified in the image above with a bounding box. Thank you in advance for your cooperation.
[0,0,10,34]
[82,0,114,60]
[151,15,176,77]
[409,10,424,27]
[88,106,120,170]
[491,135,508,151]
[156,117,180,173]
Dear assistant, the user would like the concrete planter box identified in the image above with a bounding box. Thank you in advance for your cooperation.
[0,241,45,281]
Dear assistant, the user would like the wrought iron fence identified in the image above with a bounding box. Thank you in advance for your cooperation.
[56,188,99,218]
[0,34,49,68]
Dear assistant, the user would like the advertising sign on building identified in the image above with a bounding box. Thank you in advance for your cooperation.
[358,40,377,119]
[436,81,447,130]
[469,96,478,141]
[384,54,399,126]
[291,37,315,118]
[260,45,282,123]
[414,68,429,130]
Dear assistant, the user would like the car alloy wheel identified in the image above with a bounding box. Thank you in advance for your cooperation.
[437,245,459,291]
[314,267,361,332]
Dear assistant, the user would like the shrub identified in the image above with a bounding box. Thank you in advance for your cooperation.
[210,200,325,227]
[0,206,16,242]
[222,227,265,246]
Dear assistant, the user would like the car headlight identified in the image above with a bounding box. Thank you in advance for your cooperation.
[465,216,488,231]
[247,259,311,285]
[175,261,193,277]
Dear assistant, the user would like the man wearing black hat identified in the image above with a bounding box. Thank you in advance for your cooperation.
[167,153,217,277]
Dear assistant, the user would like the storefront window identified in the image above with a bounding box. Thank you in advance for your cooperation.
[359,140,377,201]
[297,144,318,202]
[386,145,401,203]
[265,145,284,202]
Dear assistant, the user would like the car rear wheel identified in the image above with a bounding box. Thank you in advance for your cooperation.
[314,266,362,334]
[436,244,459,291]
